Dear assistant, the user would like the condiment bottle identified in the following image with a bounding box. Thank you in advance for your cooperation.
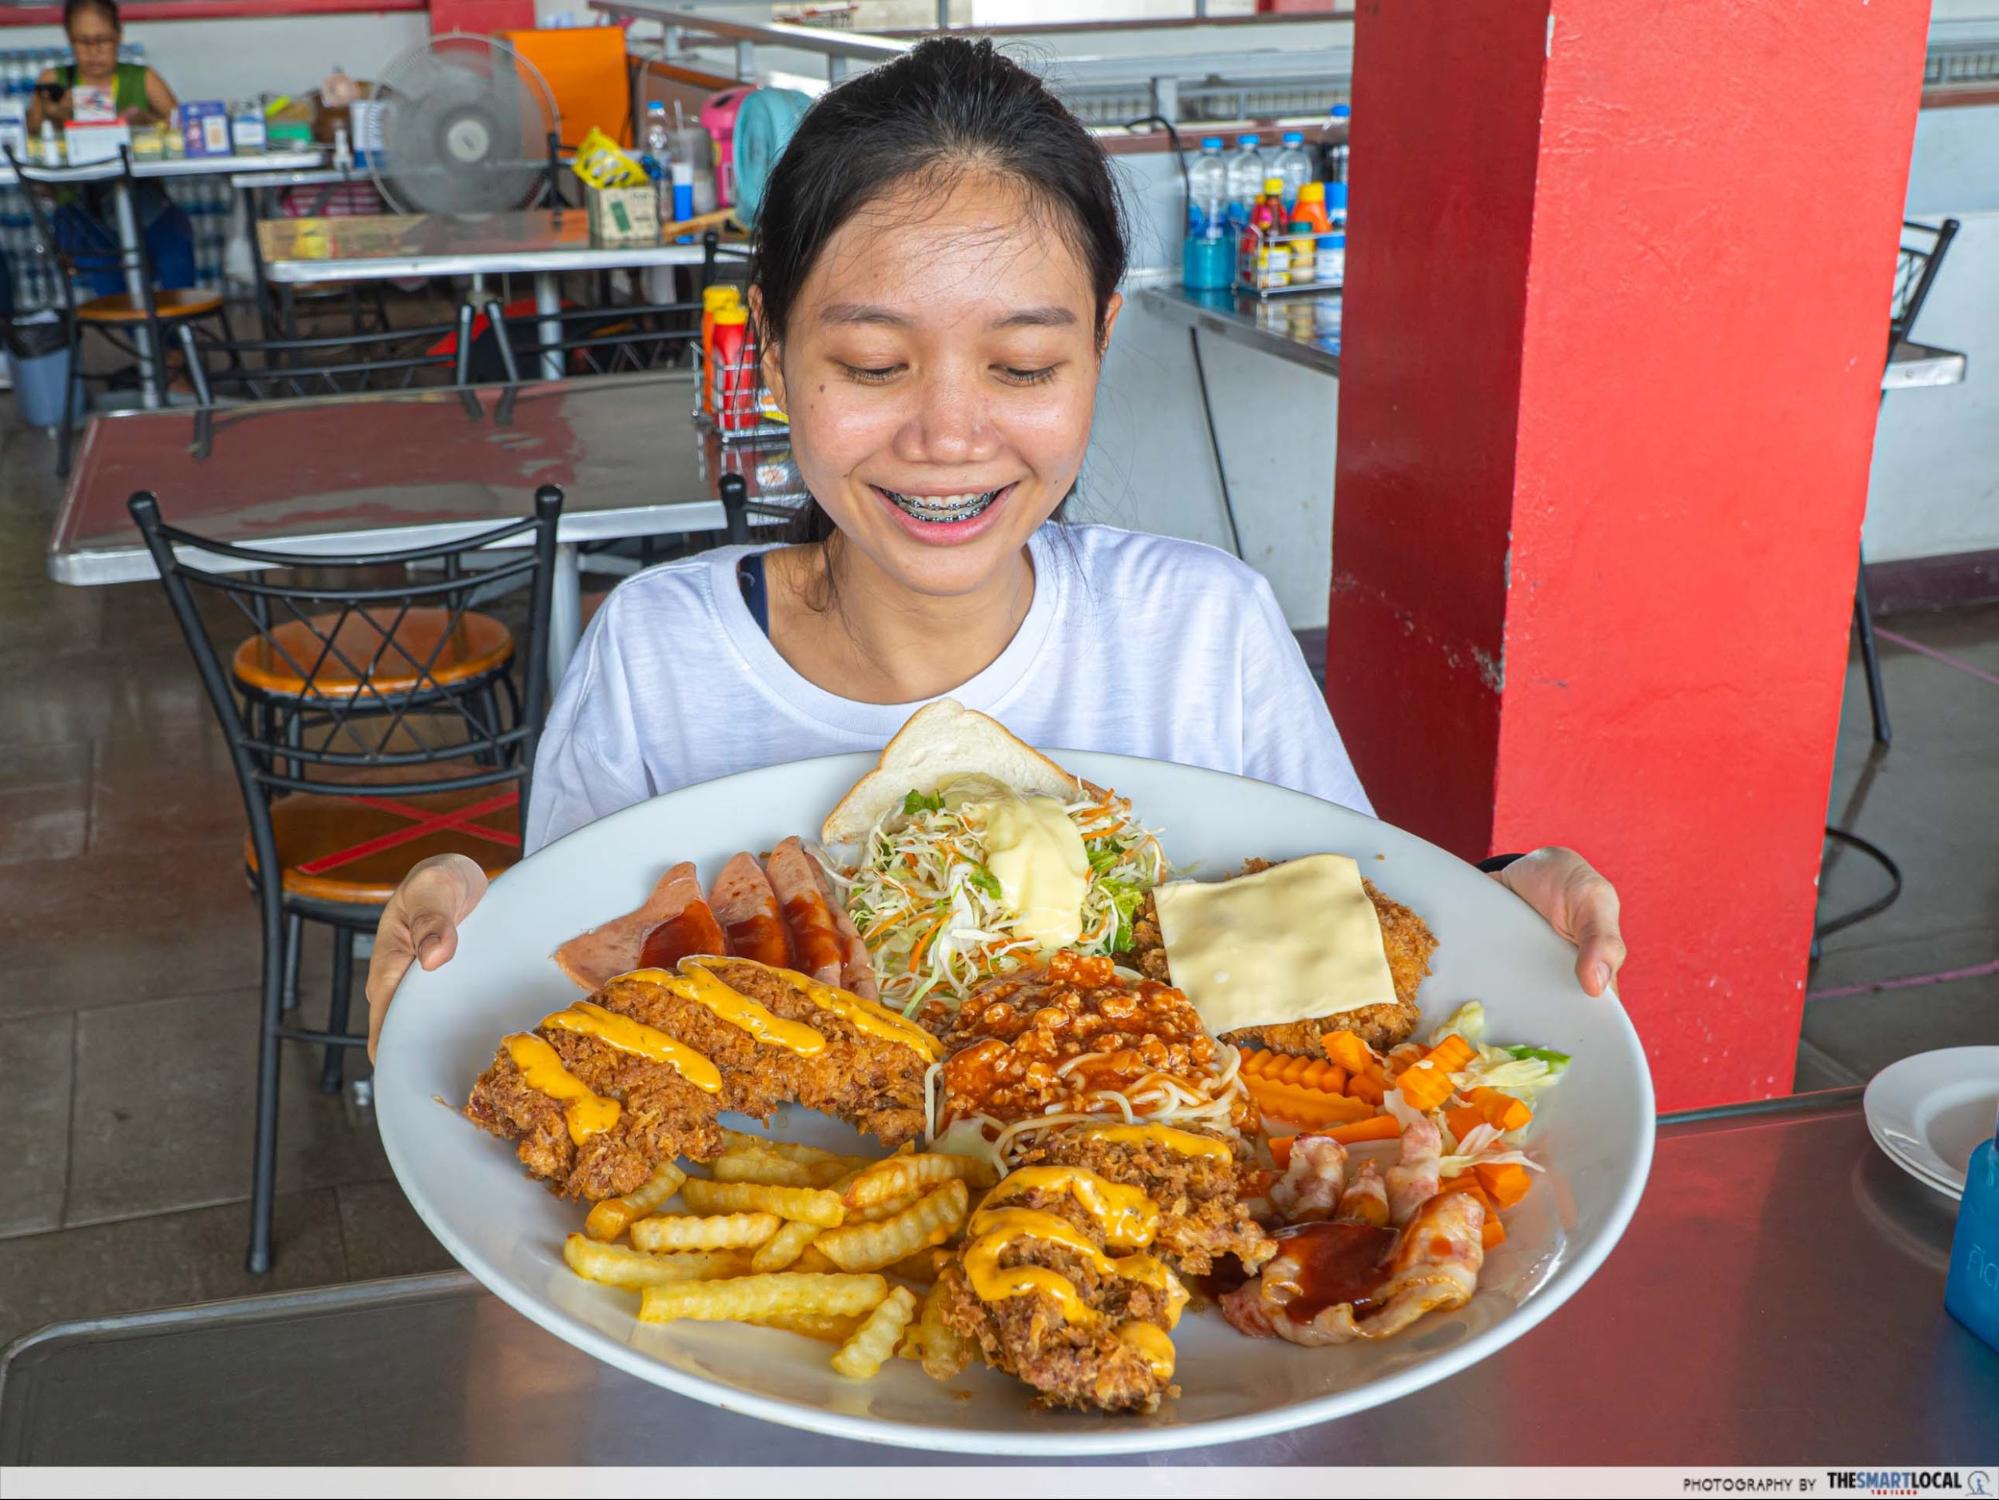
[699,284,742,416]
[709,304,756,431]
[1945,1102,1999,1354]
[1288,220,1317,283]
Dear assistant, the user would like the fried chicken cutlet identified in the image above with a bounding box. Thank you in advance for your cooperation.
[932,1164,1190,1413]
[1016,1124,1274,1278]
[1123,862,1437,1055]
[465,960,935,1198]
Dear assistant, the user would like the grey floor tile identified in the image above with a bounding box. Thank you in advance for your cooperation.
[0,643,215,752]
[0,581,104,668]
[89,723,244,855]
[335,1178,458,1282]
[65,986,389,1227]
[0,740,91,865]
[0,847,262,1019]
[1876,600,1999,674]
[0,1012,75,1238]
[0,1189,346,1349]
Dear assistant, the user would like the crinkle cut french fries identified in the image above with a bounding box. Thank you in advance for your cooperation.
[565,1143,989,1382]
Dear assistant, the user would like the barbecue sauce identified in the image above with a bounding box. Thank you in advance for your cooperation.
[638,899,728,970]
[721,909,795,969]
[1273,1220,1398,1324]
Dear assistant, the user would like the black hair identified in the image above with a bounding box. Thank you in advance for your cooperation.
[748,35,1126,547]
[63,0,121,32]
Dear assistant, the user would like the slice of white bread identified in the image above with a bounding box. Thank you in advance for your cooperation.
[821,699,1082,849]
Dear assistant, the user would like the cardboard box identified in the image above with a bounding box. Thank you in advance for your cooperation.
[587,185,659,248]
[178,101,231,157]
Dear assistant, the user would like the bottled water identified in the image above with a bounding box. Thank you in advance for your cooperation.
[643,101,673,220]
[1271,130,1313,212]
[1186,135,1227,239]
[1223,134,1265,232]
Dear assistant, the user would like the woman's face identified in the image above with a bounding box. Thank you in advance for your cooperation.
[66,6,122,76]
[762,170,1120,600]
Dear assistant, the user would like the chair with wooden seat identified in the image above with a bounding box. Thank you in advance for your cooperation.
[129,486,563,1275]
[4,146,232,477]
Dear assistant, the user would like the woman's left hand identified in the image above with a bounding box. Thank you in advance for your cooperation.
[1491,848,1627,998]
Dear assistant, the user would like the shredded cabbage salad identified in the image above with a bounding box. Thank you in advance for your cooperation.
[829,779,1166,1017]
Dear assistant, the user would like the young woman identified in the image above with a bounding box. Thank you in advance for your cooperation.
[364,37,1626,1055]
[28,0,196,296]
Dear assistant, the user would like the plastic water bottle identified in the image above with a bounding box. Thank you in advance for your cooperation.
[1224,134,1265,233]
[1321,102,1351,184]
[1272,130,1312,212]
[1186,135,1227,239]
[643,101,674,220]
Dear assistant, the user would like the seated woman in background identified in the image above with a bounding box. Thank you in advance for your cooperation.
[27,0,195,296]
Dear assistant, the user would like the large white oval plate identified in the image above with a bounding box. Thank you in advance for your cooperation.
[376,751,1655,1456]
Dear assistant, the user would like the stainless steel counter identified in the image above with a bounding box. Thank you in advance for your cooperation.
[1140,283,1968,394]
[2,1090,1991,1465]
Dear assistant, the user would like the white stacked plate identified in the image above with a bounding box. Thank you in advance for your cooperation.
[1862,1046,1999,1200]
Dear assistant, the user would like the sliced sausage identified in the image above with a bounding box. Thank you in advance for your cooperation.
[554,860,702,990]
[807,850,878,1000]
[765,836,846,986]
[710,851,796,968]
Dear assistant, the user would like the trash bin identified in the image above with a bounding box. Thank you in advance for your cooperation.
[5,310,81,428]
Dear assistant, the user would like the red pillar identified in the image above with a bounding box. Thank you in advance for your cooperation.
[1327,0,1931,1110]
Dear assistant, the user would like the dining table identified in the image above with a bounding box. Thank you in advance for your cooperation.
[46,370,805,679]
[1,1088,1991,1465]
[257,210,719,380]
[4,148,330,407]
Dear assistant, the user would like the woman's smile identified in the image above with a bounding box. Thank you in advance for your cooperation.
[871,481,1017,540]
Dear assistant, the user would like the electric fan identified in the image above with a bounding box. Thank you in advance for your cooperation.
[368,33,561,218]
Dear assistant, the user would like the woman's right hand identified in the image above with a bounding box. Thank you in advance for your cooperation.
[365,852,488,1061]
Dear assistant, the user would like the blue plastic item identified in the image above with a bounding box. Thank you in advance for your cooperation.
[730,87,812,228]
[1181,233,1233,291]
[1944,1106,1999,1355]
[6,313,81,427]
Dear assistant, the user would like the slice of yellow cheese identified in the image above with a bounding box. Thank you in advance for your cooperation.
[1151,853,1398,1036]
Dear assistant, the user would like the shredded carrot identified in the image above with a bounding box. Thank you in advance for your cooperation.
[905,916,945,973]
[1080,828,1125,843]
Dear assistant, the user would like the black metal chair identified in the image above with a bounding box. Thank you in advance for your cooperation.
[1854,217,1962,747]
[486,297,700,383]
[129,487,564,1274]
[176,303,483,402]
[5,145,232,476]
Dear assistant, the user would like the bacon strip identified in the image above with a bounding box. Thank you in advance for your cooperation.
[1270,1135,1347,1222]
[766,836,846,986]
[1385,1115,1442,1227]
[554,861,704,991]
[710,851,795,968]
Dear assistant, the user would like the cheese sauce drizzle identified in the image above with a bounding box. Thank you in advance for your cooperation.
[686,957,941,1061]
[619,965,827,1056]
[962,1207,1187,1329]
[981,1166,1159,1250]
[1072,1123,1235,1164]
[501,1033,621,1145]
[538,1000,723,1094]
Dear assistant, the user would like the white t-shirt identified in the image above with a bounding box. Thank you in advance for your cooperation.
[524,523,1372,854]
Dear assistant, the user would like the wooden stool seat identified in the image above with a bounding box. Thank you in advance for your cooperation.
[232,607,514,699]
[78,288,224,324]
[248,782,521,905]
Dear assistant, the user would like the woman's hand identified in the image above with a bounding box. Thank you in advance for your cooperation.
[1491,848,1627,997]
[364,853,488,1061]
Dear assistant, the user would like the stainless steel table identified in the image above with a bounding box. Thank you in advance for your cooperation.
[1140,282,1969,394]
[47,371,805,679]
[258,211,718,380]
[6,150,328,407]
[2,1091,1990,1465]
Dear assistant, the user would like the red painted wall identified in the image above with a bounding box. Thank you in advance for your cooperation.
[1329,0,1931,1109]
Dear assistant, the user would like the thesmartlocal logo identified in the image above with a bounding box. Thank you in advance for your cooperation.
[1826,1475,1977,1497]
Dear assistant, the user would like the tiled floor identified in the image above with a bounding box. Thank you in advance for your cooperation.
[0,405,1993,1352]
